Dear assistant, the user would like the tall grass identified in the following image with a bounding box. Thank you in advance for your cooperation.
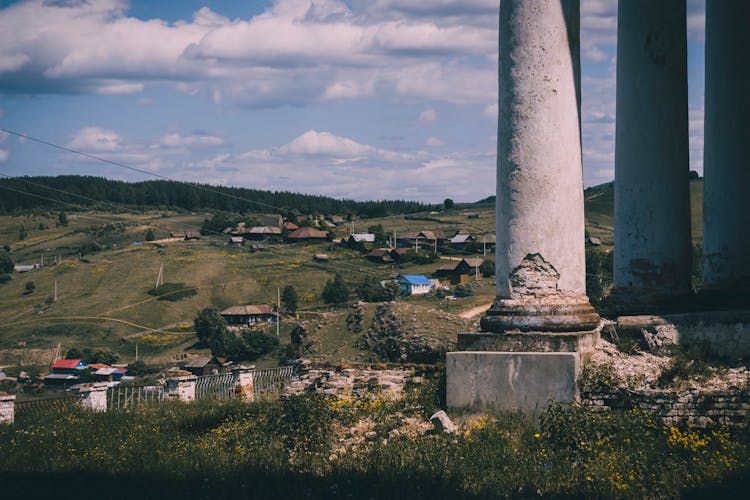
[2,389,748,499]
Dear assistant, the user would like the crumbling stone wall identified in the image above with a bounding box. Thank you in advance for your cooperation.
[582,387,750,429]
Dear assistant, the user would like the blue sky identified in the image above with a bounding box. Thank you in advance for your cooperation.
[0,0,705,203]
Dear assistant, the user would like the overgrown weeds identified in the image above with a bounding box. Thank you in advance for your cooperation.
[1,392,748,499]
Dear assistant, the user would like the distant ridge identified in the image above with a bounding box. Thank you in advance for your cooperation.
[0,175,439,217]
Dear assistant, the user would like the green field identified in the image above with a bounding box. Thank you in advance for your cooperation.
[0,181,705,368]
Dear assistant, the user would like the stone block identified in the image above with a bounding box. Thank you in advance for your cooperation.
[446,351,579,413]
[0,395,15,424]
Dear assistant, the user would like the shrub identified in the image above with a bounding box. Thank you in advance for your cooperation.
[321,273,349,305]
[578,361,623,393]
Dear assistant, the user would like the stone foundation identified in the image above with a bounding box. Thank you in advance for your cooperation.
[582,387,750,429]
[71,383,108,412]
[614,310,750,358]
[447,352,580,414]
[0,395,15,424]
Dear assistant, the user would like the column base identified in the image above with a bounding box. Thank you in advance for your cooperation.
[480,295,600,333]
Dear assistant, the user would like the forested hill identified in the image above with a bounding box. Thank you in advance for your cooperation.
[0,176,438,217]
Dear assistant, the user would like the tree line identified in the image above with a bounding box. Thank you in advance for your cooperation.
[0,175,437,217]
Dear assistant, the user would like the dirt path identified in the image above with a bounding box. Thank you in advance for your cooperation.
[459,303,493,319]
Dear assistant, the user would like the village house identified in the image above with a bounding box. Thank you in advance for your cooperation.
[184,356,226,376]
[435,258,485,285]
[398,230,446,251]
[229,236,244,246]
[480,234,496,254]
[449,233,476,249]
[184,231,202,240]
[365,248,395,263]
[347,233,376,250]
[330,216,345,226]
[286,227,328,242]
[283,221,299,231]
[244,226,282,241]
[43,358,88,387]
[397,274,434,295]
[220,305,278,328]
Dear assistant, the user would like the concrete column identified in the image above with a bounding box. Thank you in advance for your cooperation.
[481,0,599,334]
[702,0,750,294]
[0,395,15,424]
[71,383,108,412]
[164,373,197,402]
[232,366,255,402]
[613,0,692,304]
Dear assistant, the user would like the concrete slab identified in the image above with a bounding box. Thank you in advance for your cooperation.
[446,351,579,414]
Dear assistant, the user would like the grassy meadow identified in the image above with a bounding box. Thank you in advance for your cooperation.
[1,388,748,499]
[0,180,705,368]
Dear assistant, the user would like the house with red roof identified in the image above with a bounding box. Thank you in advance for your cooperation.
[51,359,88,375]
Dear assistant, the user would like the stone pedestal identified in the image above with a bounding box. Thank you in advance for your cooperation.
[702,0,750,296]
[71,383,108,412]
[165,373,197,402]
[447,0,599,414]
[447,352,580,413]
[0,395,15,424]
[613,0,692,306]
[232,366,255,402]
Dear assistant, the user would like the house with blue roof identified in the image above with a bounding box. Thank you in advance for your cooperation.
[397,274,434,295]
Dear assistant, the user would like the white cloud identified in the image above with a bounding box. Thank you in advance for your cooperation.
[483,102,497,118]
[68,127,123,152]
[159,132,224,149]
[425,137,443,147]
[0,0,497,106]
[419,108,437,122]
[0,149,8,162]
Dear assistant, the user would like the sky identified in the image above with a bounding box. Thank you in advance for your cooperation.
[0,0,706,203]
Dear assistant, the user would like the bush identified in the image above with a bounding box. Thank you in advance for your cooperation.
[0,273,10,284]
[194,307,233,357]
[228,330,280,362]
[479,258,495,277]
[0,250,14,274]
[24,281,35,294]
[357,275,399,302]
[321,273,349,305]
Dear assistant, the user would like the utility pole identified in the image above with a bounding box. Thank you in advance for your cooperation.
[483,237,487,257]
[135,342,139,361]
[276,287,281,337]
[54,279,57,302]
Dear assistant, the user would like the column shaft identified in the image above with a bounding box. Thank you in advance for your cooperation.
[614,0,692,298]
[702,0,750,290]
[483,0,598,333]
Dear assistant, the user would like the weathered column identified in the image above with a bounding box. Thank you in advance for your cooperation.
[71,383,108,412]
[164,372,197,402]
[481,0,599,335]
[448,0,598,414]
[613,0,692,308]
[702,0,750,296]
[0,394,15,424]
[232,365,255,402]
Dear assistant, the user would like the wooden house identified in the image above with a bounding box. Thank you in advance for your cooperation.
[245,226,282,241]
[365,248,395,263]
[220,305,277,327]
[287,227,328,242]
[435,258,484,285]
[184,356,224,376]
